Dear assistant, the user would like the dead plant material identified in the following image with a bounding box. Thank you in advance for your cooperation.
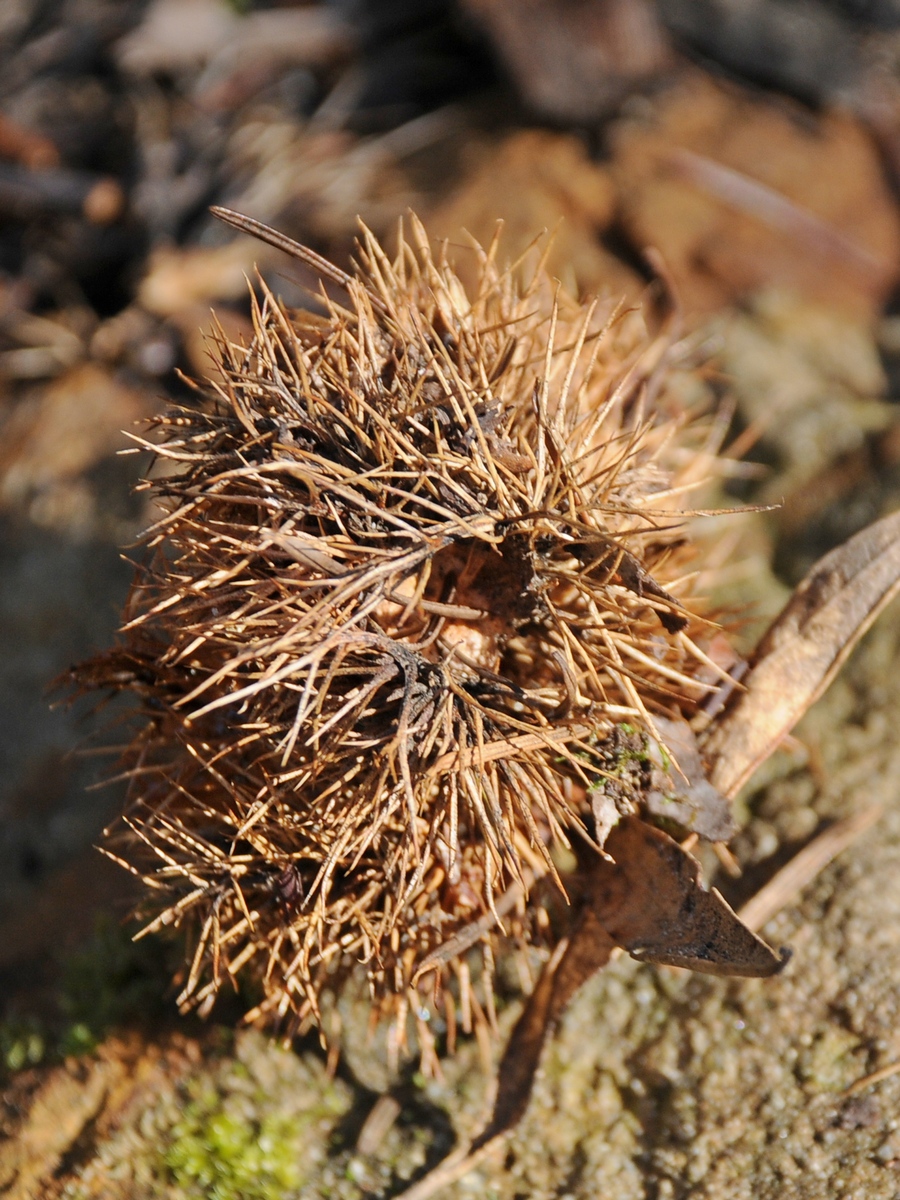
[0,163,124,225]
[737,805,883,934]
[71,208,744,1033]
[395,817,792,1200]
[69,211,900,1199]
[463,0,671,122]
[704,510,900,799]
[393,505,900,1200]
[842,1059,900,1100]
[0,112,59,171]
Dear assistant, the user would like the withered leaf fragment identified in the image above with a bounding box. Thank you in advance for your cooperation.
[704,509,900,798]
[477,911,616,1147]
[644,715,736,841]
[396,817,786,1200]
[593,817,788,976]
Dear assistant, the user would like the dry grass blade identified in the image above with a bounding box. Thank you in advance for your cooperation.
[209,205,388,314]
[737,806,883,933]
[841,1059,900,1099]
[704,510,900,799]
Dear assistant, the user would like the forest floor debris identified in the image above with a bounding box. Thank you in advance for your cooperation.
[5,3,900,1197]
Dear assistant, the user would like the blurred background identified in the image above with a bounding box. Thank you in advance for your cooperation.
[6,2,900,1197]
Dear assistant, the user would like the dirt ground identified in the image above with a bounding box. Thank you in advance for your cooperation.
[5,2,900,1197]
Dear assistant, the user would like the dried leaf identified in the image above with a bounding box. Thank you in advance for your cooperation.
[644,715,735,840]
[705,510,900,798]
[397,816,786,1199]
[611,71,900,318]
[593,817,789,976]
[396,817,787,1199]
[462,0,669,123]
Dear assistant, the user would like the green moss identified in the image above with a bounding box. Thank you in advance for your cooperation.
[1,916,173,1083]
[0,1013,101,1080]
[164,1083,304,1200]
[0,1018,46,1072]
[797,1025,862,1091]
[155,1033,352,1200]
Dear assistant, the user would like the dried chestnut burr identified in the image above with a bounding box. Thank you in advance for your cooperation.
[72,209,772,1050]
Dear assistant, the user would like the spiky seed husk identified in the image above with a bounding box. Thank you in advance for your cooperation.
[76,216,730,1040]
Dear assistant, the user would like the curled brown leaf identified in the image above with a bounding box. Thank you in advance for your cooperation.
[593,817,788,977]
[704,509,900,798]
[396,817,785,1199]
